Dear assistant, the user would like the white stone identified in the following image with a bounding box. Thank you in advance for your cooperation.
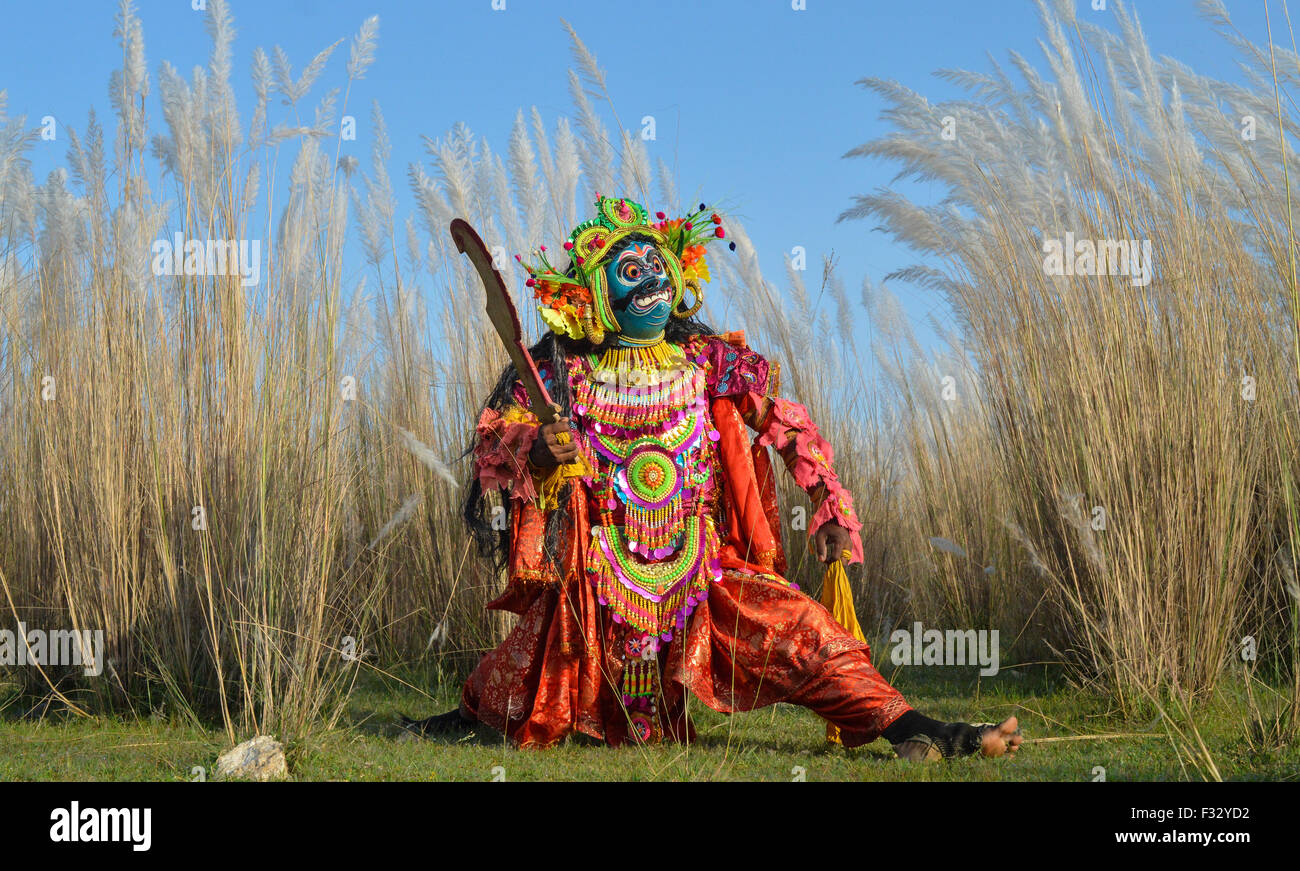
[215,735,288,781]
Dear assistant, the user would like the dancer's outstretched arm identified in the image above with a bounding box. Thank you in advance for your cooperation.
[738,391,863,564]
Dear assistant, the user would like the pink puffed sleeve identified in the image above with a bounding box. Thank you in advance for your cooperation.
[754,396,864,564]
[473,404,542,504]
[696,333,771,397]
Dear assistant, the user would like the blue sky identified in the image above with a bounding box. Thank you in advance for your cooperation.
[0,0,1277,350]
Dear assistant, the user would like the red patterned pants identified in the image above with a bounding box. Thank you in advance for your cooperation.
[462,570,911,748]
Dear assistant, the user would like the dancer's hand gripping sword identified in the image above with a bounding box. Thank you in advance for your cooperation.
[448,218,572,448]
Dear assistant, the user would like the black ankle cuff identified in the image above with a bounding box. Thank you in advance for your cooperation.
[881,710,933,744]
[881,710,982,758]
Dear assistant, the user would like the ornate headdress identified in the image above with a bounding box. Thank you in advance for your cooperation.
[517,195,733,345]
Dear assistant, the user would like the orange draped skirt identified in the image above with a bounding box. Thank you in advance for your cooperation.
[461,567,911,748]
[459,395,911,748]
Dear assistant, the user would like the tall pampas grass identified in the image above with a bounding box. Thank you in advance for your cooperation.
[8,0,1296,745]
[0,0,401,739]
[839,0,1300,712]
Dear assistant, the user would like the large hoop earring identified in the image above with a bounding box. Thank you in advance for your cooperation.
[672,279,704,318]
[588,269,622,333]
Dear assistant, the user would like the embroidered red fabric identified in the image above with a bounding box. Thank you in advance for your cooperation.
[462,565,911,748]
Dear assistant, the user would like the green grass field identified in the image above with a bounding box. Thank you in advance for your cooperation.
[3,667,1296,782]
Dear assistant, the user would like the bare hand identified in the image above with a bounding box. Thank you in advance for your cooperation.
[528,416,579,469]
[812,522,853,564]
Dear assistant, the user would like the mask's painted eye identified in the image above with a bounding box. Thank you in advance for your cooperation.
[625,265,641,281]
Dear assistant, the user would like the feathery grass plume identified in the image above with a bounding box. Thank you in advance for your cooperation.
[508,110,546,242]
[929,537,967,559]
[655,157,678,215]
[368,493,423,549]
[394,427,457,488]
[566,69,615,198]
[347,15,379,81]
[561,21,617,198]
[550,117,581,227]
[354,102,394,266]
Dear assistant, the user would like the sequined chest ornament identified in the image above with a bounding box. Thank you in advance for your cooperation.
[571,342,724,738]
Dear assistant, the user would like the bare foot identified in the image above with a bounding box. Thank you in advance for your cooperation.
[980,716,1023,757]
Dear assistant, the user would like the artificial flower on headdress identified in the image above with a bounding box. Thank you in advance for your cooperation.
[679,244,711,285]
[651,210,726,288]
[517,195,734,342]
[517,250,602,342]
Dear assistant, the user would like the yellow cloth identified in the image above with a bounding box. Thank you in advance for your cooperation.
[819,555,866,745]
[534,429,591,510]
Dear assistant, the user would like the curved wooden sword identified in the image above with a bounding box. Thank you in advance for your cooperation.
[448,218,568,441]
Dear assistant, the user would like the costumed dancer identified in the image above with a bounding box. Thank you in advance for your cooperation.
[406,196,1022,762]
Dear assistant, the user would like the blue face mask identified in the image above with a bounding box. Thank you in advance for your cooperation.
[603,241,673,344]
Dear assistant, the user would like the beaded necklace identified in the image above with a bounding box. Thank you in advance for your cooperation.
[574,343,702,438]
